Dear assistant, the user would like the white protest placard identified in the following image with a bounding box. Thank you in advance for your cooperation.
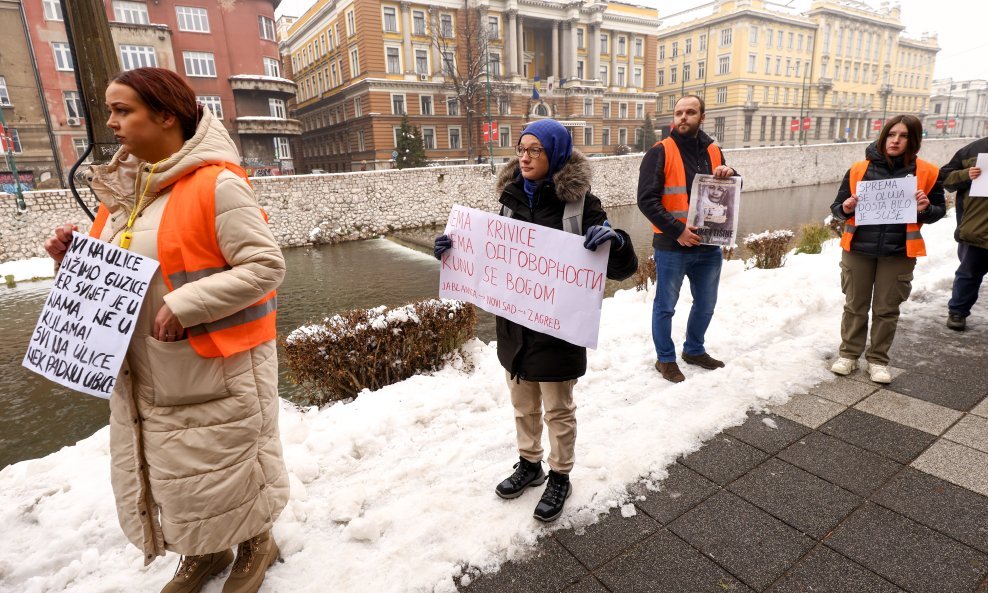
[23,233,158,398]
[854,176,918,226]
[969,153,988,198]
[438,205,609,349]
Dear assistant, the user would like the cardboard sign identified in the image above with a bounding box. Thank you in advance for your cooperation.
[438,205,609,349]
[23,233,158,398]
[854,177,918,225]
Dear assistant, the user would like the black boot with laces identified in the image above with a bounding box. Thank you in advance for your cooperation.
[533,470,571,522]
[495,457,546,499]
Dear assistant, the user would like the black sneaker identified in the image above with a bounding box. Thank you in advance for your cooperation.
[533,471,571,522]
[947,313,967,331]
[495,457,546,499]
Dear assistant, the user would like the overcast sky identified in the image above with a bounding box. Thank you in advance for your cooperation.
[276,0,988,82]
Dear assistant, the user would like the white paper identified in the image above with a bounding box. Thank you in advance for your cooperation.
[438,205,609,349]
[686,175,743,247]
[854,176,918,226]
[969,153,988,198]
[22,233,159,398]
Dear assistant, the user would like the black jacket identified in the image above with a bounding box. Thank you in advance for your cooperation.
[636,128,736,252]
[939,136,988,222]
[830,141,946,257]
[494,151,638,381]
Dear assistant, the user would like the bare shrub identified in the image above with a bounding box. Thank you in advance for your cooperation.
[284,299,477,405]
[743,229,795,269]
[634,254,656,291]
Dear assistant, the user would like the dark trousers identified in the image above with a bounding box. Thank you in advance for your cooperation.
[948,243,988,318]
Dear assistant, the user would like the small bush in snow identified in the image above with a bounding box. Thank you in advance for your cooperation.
[634,254,656,291]
[283,299,477,405]
[743,229,794,269]
[795,223,836,254]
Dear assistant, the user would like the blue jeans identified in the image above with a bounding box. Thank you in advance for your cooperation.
[948,242,988,318]
[652,248,722,362]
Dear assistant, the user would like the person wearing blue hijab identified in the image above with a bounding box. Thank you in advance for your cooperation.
[435,117,638,522]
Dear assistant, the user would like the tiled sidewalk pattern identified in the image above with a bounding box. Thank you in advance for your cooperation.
[459,316,988,593]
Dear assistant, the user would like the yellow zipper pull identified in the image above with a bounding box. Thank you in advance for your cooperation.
[120,230,133,250]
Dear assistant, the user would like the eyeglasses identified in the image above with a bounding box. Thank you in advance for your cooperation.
[515,145,544,159]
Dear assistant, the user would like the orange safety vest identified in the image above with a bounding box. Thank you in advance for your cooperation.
[90,162,277,358]
[651,136,723,234]
[840,158,938,257]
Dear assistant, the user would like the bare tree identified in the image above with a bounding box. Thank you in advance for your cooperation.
[431,0,508,161]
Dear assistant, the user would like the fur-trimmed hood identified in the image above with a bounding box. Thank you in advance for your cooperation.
[495,150,592,203]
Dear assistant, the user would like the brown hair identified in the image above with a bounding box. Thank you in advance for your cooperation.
[877,114,923,165]
[676,94,706,114]
[113,67,202,140]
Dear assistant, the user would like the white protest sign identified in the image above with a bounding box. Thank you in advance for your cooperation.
[854,176,918,226]
[438,205,609,349]
[969,153,988,198]
[23,233,159,398]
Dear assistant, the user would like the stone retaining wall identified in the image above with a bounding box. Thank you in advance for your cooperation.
[0,138,970,262]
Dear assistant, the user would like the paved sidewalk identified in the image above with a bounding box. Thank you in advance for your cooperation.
[458,312,988,593]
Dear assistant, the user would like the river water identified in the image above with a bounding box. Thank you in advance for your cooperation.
[0,183,838,468]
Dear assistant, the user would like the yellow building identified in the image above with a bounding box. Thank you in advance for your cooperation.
[655,0,938,149]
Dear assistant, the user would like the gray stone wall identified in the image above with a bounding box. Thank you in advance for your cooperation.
[0,138,970,263]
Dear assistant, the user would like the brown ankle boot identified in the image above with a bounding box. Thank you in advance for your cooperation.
[161,550,233,593]
[221,530,280,593]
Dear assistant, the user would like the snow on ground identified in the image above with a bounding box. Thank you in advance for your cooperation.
[0,257,56,282]
[0,217,963,593]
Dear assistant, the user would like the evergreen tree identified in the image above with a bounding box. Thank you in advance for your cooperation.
[395,115,427,169]
[639,113,657,151]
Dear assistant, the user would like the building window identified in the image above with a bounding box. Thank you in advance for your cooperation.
[720,28,732,46]
[714,117,725,140]
[619,103,627,118]
[618,128,627,145]
[699,33,707,51]
[440,14,453,38]
[383,6,398,32]
[391,94,406,115]
[635,128,643,147]
[718,55,730,75]
[489,52,501,77]
[682,64,690,83]
[6,128,22,153]
[73,137,89,157]
[52,42,74,71]
[634,67,642,87]
[353,97,362,117]
[602,34,609,55]
[498,97,510,114]
[657,69,664,86]
[577,28,584,49]
[577,60,584,79]
[357,130,365,151]
[263,57,281,77]
[759,115,766,140]
[415,49,429,74]
[636,103,644,119]
[183,51,216,77]
[198,95,222,118]
[63,90,83,118]
[269,98,286,118]
[488,15,499,39]
[175,6,208,32]
[420,95,433,115]
[743,115,752,142]
[448,126,461,149]
[386,47,401,73]
[350,47,360,76]
[697,61,705,79]
[0,76,10,106]
[446,96,459,115]
[113,0,149,24]
[685,37,692,54]
[716,86,727,103]
[499,126,511,148]
[584,98,593,117]
[43,0,63,20]
[600,65,608,84]
[412,10,426,35]
[258,16,276,41]
[120,45,157,70]
[602,127,610,145]
[671,41,678,58]
[636,38,644,57]
[583,126,593,146]
[658,44,664,61]
[748,53,756,73]
[618,36,626,56]
[749,25,758,45]
[346,10,356,36]
[617,66,626,86]
[442,51,455,76]
[422,127,435,149]
[274,137,291,160]
[670,66,677,84]
[602,102,610,118]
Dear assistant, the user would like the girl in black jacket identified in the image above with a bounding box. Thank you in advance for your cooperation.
[829,115,945,383]
[435,119,636,522]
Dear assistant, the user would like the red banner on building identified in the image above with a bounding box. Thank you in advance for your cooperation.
[790,118,800,132]
[802,117,811,131]
[935,120,945,129]
[482,121,500,143]
[948,119,957,129]
[873,119,883,131]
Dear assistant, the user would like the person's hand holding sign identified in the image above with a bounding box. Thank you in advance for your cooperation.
[842,195,858,215]
[43,223,78,264]
[712,165,736,179]
[970,166,981,181]
[916,188,930,213]
[677,226,702,247]
[583,221,624,252]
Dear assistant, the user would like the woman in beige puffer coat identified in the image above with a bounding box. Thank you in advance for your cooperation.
[45,68,288,593]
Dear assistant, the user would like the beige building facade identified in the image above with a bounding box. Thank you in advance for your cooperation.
[654,0,938,149]
[284,0,661,173]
